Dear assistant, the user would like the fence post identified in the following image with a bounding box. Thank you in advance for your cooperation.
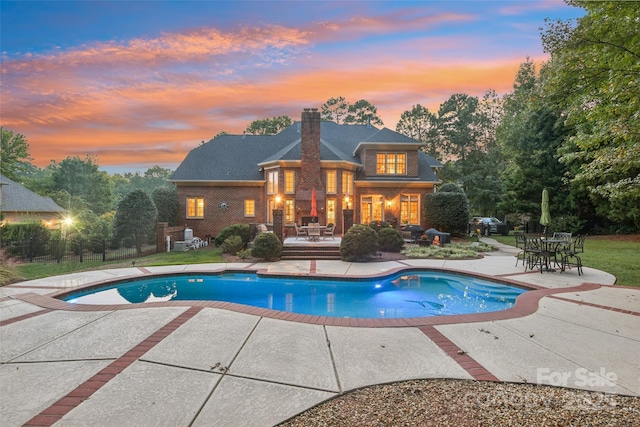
[29,238,34,263]
[102,239,106,262]
[79,240,83,263]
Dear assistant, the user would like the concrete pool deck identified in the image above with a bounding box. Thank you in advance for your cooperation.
[1,238,638,426]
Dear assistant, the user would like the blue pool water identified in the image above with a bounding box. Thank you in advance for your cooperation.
[63,271,526,318]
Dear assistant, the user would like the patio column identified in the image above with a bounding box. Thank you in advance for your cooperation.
[273,209,284,242]
[343,209,354,235]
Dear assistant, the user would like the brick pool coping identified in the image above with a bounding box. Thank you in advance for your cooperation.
[5,265,607,328]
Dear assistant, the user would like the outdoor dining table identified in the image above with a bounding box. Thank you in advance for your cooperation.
[538,237,569,272]
[301,225,327,241]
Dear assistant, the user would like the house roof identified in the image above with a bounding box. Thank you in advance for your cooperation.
[171,121,442,183]
[0,174,65,213]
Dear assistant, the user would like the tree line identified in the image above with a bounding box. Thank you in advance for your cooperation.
[236,2,638,232]
[2,1,637,236]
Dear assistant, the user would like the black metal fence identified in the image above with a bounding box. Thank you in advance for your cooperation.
[7,237,156,263]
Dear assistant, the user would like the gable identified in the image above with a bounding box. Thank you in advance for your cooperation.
[0,174,65,213]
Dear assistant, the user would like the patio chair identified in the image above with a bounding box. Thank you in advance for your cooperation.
[294,223,307,240]
[560,234,587,275]
[257,224,273,234]
[523,235,543,272]
[552,232,573,251]
[323,223,335,240]
[514,232,526,266]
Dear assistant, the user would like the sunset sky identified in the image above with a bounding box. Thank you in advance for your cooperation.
[1,0,584,174]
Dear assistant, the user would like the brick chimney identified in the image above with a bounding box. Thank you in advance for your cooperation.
[297,108,324,200]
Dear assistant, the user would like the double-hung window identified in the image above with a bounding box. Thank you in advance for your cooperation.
[342,171,353,195]
[187,197,204,218]
[400,194,420,224]
[284,199,294,223]
[284,170,295,194]
[267,171,278,194]
[244,199,255,217]
[326,170,337,194]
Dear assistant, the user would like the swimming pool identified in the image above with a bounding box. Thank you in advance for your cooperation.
[62,271,527,319]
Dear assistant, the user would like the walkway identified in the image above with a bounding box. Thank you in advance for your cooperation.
[1,241,638,426]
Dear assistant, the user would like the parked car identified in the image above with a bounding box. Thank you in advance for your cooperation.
[471,217,508,235]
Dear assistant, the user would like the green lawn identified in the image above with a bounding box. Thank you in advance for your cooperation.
[490,234,639,287]
[10,247,223,283]
[5,237,638,288]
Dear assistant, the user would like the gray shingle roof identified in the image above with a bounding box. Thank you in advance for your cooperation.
[171,121,441,182]
[0,174,65,213]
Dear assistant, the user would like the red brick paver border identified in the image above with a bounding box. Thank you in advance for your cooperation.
[22,306,203,427]
[418,325,499,381]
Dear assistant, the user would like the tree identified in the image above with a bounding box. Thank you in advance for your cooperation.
[541,1,640,229]
[436,91,505,217]
[321,97,349,124]
[152,187,179,226]
[321,97,384,126]
[1,127,32,180]
[245,116,292,135]
[114,189,157,256]
[344,99,384,126]
[423,186,470,234]
[437,93,479,162]
[395,104,439,158]
[496,59,571,217]
[49,156,114,215]
[112,166,174,202]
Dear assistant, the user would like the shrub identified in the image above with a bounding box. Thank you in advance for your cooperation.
[251,233,282,261]
[378,227,405,252]
[438,183,465,193]
[215,224,251,247]
[221,235,244,254]
[340,224,379,262]
[1,221,51,245]
[368,220,391,232]
[236,248,252,259]
[401,242,493,259]
[423,190,469,234]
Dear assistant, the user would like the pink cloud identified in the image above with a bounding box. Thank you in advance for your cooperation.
[3,9,544,171]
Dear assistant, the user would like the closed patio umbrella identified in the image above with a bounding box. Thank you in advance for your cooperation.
[310,188,317,217]
[540,188,551,237]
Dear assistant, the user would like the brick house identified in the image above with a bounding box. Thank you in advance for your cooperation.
[0,174,65,227]
[170,108,442,239]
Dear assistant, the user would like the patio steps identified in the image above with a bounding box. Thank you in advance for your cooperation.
[280,245,341,260]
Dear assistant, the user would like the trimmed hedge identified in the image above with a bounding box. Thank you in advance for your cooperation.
[378,227,405,252]
[424,189,470,234]
[221,235,244,254]
[340,224,379,262]
[215,224,251,247]
[251,232,282,261]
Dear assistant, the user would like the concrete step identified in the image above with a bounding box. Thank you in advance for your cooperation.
[281,245,341,260]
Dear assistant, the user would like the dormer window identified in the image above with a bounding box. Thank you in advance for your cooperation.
[376,153,406,175]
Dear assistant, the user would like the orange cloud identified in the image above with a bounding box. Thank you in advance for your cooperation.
[3,10,547,172]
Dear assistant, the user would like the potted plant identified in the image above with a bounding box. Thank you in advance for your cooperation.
[418,234,430,246]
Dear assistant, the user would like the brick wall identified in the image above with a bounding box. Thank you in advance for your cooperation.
[362,148,419,178]
[297,108,324,196]
[176,184,265,240]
